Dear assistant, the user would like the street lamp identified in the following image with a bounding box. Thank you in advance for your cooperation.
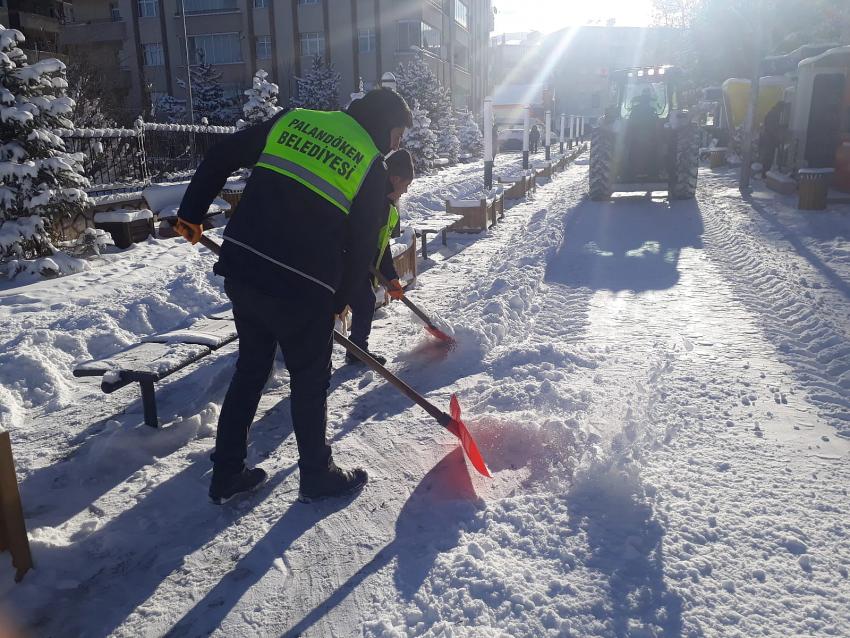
[380,71,397,92]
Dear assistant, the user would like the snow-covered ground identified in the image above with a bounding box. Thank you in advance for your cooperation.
[2,155,850,637]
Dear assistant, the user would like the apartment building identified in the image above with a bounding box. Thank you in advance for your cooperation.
[5,0,72,61]
[60,0,494,121]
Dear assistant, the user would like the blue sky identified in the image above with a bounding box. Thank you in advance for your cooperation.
[493,0,655,34]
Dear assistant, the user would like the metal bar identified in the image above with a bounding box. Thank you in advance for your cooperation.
[140,380,159,428]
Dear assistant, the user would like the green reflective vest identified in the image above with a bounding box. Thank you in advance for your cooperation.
[256,109,381,214]
[374,204,399,280]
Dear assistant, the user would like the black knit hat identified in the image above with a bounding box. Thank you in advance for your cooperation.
[346,88,413,154]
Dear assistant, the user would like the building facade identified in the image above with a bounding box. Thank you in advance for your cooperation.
[60,0,494,121]
[5,0,72,61]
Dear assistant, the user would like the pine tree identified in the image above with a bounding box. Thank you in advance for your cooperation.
[395,55,443,124]
[457,110,483,156]
[402,101,437,173]
[153,94,187,124]
[187,62,235,124]
[290,57,340,111]
[434,89,460,163]
[238,69,282,129]
[0,24,90,268]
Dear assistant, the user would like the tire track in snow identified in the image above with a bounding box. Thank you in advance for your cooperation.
[698,174,850,437]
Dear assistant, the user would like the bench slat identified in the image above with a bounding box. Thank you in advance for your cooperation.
[74,342,211,389]
[142,317,237,350]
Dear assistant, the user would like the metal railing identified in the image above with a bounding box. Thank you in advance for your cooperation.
[57,121,237,193]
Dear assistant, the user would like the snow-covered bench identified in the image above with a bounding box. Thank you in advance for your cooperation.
[766,170,797,196]
[533,160,556,179]
[708,147,728,169]
[412,214,463,259]
[497,174,534,199]
[93,209,154,249]
[445,190,504,233]
[73,312,237,428]
[390,228,418,281]
[142,181,231,237]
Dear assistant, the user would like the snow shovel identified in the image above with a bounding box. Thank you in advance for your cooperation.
[368,265,455,344]
[336,330,491,478]
[182,230,491,478]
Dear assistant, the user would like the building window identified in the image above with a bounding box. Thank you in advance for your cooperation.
[454,43,468,69]
[187,33,242,65]
[300,32,324,57]
[397,21,440,54]
[358,28,376,53]
[298,0,319,4]
[397,21,418,52]
[137,0,157,18]
[181,0,238,14]
[256,35,272,60]
[110,3,121,20]
[142,43,165,67]
[454,0,469,29]
[253,0,267,6]
[421,23,441,54]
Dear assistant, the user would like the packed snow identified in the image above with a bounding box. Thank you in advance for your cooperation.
[1,154,849,637]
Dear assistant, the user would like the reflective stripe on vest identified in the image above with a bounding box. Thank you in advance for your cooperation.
[374,204,400,278]
[256,109,381,214]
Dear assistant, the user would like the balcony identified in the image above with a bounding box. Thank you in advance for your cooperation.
[60,19,127,46]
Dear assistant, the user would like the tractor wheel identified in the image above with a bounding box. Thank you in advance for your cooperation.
[589,126,614,201]
[671,124,699,199]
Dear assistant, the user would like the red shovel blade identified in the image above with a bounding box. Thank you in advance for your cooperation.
[425,324,455,344]
[448,394,492,478]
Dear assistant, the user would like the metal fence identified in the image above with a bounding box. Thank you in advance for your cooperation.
[57,122,237,194]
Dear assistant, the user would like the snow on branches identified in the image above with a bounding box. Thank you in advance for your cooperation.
[402,101,438,173]
[290,58,341,111]
[0,23,90,274]
[396,54,459,164]
[457,110,483,156]
[238,69,282,129]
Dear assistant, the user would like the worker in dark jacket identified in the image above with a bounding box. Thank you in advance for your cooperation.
[346,149,414,365]
[175,88,412,504]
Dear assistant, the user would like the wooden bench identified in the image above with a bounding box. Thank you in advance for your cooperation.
[709,147,728,169]
[445,191,504,233]
[497,174,533,199]
[534,160,556,179]
[391,231,417,280]
[413,214,463,259]
[0,431,33,582]
[73,314,237,428]
[94,208,154,249]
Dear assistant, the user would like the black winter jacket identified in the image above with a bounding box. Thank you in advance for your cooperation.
[177,109,387,313]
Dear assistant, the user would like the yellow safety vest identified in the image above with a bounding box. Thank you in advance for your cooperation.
[374,203,399,282]
[256,109,381,214]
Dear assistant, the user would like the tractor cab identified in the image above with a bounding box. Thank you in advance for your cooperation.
[590,66,699,200]
[605,66,683,124]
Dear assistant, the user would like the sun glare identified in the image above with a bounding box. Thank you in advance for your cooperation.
[494,0,655,34]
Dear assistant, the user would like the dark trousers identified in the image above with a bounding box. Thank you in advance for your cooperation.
[348,276,377,350]
[212,278,334,475]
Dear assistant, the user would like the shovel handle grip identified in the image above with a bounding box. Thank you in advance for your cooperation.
[368,265,436,328]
